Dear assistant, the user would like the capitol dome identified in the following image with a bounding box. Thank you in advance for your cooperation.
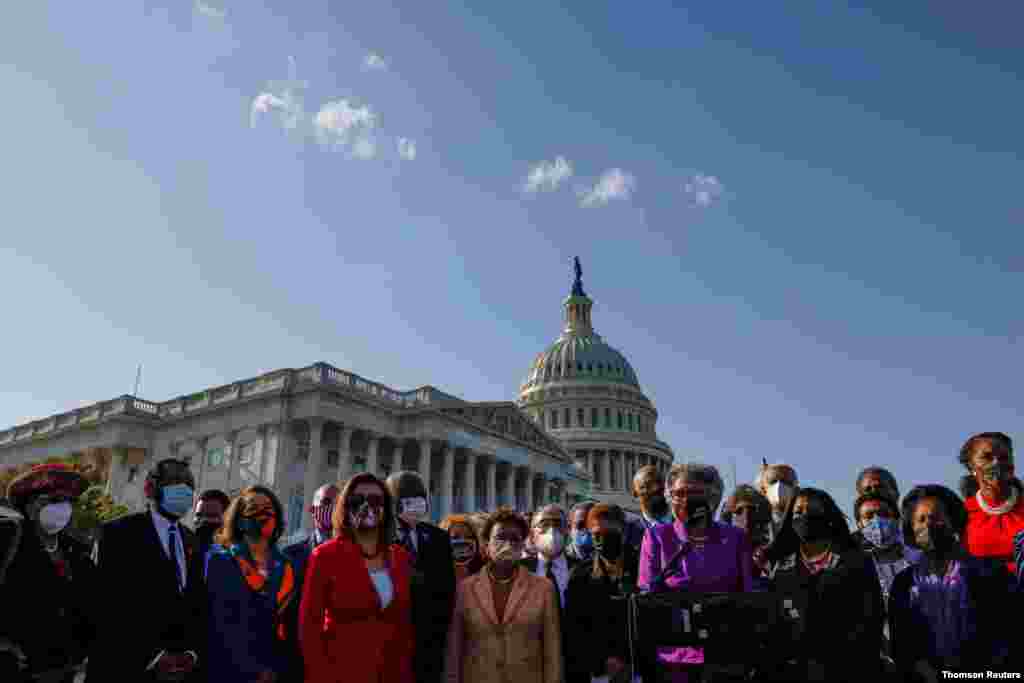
[517,258,674,512]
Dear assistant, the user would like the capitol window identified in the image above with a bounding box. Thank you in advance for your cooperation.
[577,408,585,427]
[550,410,558,429]
[604,407,611,428]
[591,407,598,428]
[617,411,624,429]
[628,413,634,431]
[563,407,570,428]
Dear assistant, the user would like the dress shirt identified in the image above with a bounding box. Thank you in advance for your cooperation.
[535,553,569,604]
[150,507,187,590]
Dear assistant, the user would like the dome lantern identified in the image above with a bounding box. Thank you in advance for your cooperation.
[564,256,594,337]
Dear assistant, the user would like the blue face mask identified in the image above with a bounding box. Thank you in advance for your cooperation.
[159,484,194,519]
[573,530,594,559]
[861,517,901,549]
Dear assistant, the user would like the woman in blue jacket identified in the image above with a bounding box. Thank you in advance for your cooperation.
[207,485,295,683]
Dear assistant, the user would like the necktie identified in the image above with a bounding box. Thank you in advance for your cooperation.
[401,525,417,559]
[168,524,183,592]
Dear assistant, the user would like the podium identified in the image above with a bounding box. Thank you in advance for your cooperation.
[624,591,808,667]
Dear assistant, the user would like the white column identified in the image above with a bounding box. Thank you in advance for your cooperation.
[226,430,241,495]
[274,423,294,502]
[486,459,498,511]
[504,465,516,510]
[419,438,433,494]
[365,435,379,477]
[335,426,353,483]
[621,451,628,492]
[524,468,535,513]
[440,445,455,518]
[302,419,324,528]
[463,451,477,513]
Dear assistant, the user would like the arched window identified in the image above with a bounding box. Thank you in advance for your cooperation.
[550,410,558,429]
[604,408,611,428]
[587,363,593,373]
[577,408,585,427]
[563,407,571,428]
[617,411,624,429]
[591,407,599,428]
[627,413,634,431]
[577,362,582,372]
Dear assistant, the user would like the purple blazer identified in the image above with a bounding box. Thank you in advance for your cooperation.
[638,520,753,672]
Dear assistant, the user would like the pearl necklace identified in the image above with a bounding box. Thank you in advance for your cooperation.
[976,486,1019,516]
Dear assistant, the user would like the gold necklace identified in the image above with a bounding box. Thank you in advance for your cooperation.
[488,566,516,585]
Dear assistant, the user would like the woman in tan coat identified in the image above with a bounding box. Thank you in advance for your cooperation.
[445,507,563,683]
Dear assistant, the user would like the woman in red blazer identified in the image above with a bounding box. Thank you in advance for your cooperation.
[299,472,414,683]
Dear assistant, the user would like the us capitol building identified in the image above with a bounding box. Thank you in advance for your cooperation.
[0,260,673,534]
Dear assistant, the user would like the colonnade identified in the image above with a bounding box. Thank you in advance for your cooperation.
[575,448,670,493]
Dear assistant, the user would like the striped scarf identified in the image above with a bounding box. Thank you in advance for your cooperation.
[228,544,296,640]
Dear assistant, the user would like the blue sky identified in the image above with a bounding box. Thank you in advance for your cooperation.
[2,1,1022,515]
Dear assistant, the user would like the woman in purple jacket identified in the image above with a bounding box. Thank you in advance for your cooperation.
[638,463,753,683]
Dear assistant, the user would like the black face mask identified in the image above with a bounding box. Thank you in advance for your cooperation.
[792,515,830,543]
[593,531,623,561]
[916,524,957,554]
[684,499,710,525]
[196,523,217,546]
[647,495,670,519]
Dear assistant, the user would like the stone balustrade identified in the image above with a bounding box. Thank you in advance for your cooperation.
[0,362,444,447]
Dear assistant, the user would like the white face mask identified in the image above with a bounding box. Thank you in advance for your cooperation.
[399,497,429,524]
[38,502,73,535]
[767,481,794,508]
[537,529,564,557]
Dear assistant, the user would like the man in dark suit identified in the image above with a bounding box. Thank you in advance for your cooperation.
[86,458,207,683]
[385,471,455,683]
[520,504,577,607]
[281,482,338,682]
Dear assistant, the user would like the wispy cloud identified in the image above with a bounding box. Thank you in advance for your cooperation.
[194,0,226,21]
[250,56,307,132]
[397,138,417,161]
[524,156,573,194]
[313,99,379,159]
[683,174,725,207]
[363,53,388,71]
[579,169,636,208]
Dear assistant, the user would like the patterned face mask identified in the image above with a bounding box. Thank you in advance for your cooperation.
[312,503,334,533]
[861,517,901,549]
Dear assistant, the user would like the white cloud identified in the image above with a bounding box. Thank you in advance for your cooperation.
[352,137,377,160]
[250,57,307,132]
[195,0,226,20]
[579,168,636,207]
[250,91,304,131]
[683,174,725,207]
[524,156,573,194]
[397,138,417,161]
[313,100,379,158]
[363,53,388,71]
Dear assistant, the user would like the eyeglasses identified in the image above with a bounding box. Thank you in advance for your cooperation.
[346,493,385,509]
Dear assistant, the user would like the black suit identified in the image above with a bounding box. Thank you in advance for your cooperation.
[86,511,207,683]
[281,533,321,683]
[399,520,456,683]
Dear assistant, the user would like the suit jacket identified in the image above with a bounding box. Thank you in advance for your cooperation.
[282,533,321,682]
[444,568,563,683]
[299,536,415,683]
[400,520,457,683]
[564,544,641,683]
[86,511,207,683]
[0,530,96,675]
[206,549,291,683]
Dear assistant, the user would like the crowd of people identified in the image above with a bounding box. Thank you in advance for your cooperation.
[1,431,1023,682]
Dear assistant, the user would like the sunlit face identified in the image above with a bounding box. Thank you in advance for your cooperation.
[633,472,663,500]
[667,479,708,521]
[857,499,896,527]
[762,466,796,492]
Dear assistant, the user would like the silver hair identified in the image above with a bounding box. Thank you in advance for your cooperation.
[756,463,799,493]
[666,463,725,512]
[531,504,567,529]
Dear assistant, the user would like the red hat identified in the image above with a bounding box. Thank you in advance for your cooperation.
[7,463,88,510]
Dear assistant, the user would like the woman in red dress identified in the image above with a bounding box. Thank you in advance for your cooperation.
[299,472,414,683]
[959,432,1024,574]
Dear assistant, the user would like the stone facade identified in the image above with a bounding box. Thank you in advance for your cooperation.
[517,261,674,513]
[0,364,589,536]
